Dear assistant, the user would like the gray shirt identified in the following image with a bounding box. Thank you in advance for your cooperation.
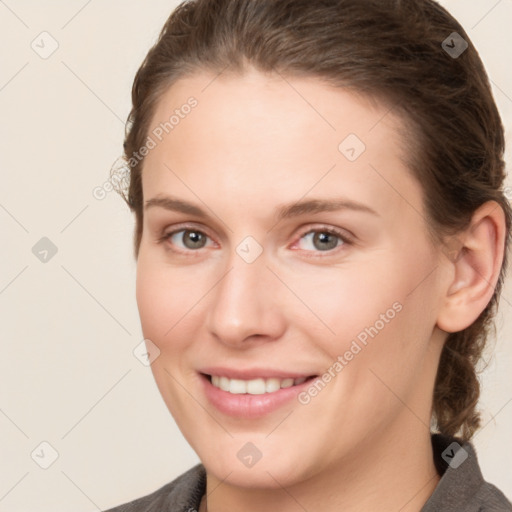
[104,434,512,511]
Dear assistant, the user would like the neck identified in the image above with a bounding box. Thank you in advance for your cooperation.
[201,423,440,512]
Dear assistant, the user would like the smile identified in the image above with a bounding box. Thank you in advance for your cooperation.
[209,375,311,395]
[200,371,319,418]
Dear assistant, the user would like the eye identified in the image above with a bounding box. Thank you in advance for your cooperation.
[294,227,351,253]
[160,227,215,252]
[158,225,352,255]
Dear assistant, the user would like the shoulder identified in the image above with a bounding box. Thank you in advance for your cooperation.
[423,434,512,512]
[102,464,206,512]
[473,481,512,512]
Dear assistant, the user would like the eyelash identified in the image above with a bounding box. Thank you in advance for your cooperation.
[292,227,353,256]
[157,224,353,257]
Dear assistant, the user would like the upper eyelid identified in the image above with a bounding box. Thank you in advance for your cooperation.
[163,223,349,237]
[300,225,351,238]
[163,223,216,241]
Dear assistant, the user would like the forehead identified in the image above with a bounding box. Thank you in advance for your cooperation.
[148,68,402,153]
[141,69,423,222]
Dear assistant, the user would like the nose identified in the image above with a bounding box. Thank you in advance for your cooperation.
[205,250,287,348]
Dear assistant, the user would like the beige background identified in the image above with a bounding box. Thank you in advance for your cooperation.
[0,1,511,510]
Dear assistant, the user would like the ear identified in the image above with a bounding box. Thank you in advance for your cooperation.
[436,200,507,333]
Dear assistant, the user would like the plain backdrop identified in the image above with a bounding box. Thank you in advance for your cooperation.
[1,1,511,510]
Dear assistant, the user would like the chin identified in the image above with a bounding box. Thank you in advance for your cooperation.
[205,458,303,489]
[197,437,315,490]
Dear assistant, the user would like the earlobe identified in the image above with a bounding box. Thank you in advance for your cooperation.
[436,201,506,333]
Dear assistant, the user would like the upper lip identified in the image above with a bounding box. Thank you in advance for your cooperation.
[199,367,317,380]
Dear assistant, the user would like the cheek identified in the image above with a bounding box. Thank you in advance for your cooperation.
[292,248,435,367]
[135,253,203,414]
[329,254,440,398]
[135,250,213,351]
[136,252,182,341]
[287,260,405,345]
[136,260,165,339]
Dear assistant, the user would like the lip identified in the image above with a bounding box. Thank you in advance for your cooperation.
[199,369,318,419]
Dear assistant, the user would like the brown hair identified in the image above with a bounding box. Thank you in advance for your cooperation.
[115,0,511,441]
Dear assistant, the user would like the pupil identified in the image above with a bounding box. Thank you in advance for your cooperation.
[185,230,206,249]
[314,232,337,251]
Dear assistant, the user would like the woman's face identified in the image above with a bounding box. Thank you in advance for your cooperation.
[136,69,447,487]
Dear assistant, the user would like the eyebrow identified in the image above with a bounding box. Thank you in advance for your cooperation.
[144,195,379,219]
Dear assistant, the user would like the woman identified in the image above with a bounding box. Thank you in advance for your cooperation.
[106,0,512,510]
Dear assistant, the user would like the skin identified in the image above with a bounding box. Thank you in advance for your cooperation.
[135,68,505,512]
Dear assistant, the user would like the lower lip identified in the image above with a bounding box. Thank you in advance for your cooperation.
[200,374,316,418]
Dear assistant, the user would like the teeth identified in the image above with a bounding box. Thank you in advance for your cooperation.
[281,378,294,388]
[247,378,266,395]
[229,379,247,394]
[219,376,230,392]
[210,375,310,395]
[265,378,281,393]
